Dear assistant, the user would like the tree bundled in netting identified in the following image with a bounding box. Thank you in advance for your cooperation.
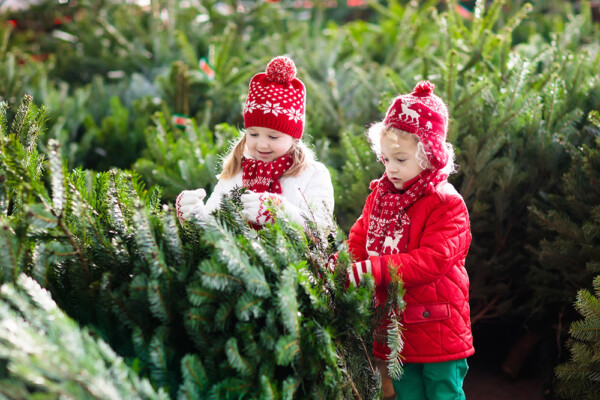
[0,95,405,399]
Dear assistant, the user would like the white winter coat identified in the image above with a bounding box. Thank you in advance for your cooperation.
[205,159,335,228]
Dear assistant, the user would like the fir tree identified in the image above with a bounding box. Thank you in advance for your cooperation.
[530,111,600,398]
[555,275,600,399]
[132,115,232,203]
[0,94,405,399]
[529,136,600,311]
[0,274,169,400]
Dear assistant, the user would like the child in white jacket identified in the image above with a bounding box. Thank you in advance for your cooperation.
[176,56,334,229]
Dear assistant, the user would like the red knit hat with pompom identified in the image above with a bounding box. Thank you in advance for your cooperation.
[383,81,449,169]
[243,56,306,139]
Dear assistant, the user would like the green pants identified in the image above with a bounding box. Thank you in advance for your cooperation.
[392,359,468,400]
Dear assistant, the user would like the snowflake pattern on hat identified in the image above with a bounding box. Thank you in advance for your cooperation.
[244,56,306,139]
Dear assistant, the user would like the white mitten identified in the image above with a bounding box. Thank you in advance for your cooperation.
[175,188,207,223]
[241,191,306,226]
[240,192,282,226]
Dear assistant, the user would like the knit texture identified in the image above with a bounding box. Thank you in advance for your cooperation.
[244,56,306,139]
[383,81,449,169]
[204,159,334,229]
[241,153,294,194]
[366,169,448,256]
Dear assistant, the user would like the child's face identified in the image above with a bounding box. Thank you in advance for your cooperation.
[245,126,294,162]
[381,132,425,190]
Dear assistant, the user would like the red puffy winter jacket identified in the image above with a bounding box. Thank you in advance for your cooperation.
[347,179,474,363]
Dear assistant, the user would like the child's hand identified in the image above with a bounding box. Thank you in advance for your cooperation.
[314,253,338,280]
[240,192,282,225]
[175,188,207,223]
[327,253,338,273]
[349,260,372,287]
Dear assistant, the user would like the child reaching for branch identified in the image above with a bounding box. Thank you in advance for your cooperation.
[176,56,334,230]
[347,81,473,400]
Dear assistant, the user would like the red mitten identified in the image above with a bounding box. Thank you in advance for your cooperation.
[326,252,339,273]
[315,252,339,280]
[348,257,390,289]
[348,259,372,287]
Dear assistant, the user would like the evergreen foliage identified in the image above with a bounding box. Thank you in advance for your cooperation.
[132,116,232,202]
[332,126,384,231]
[440,0,600,328]
[530,112,600,396]
[2,0,600,391]
[0,274,169,400]
[555,276,600,399]
[0,95,405,398]
[529,120,600,311]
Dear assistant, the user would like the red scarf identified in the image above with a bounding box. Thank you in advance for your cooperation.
[242,154,293,194]
[366,169,447,256]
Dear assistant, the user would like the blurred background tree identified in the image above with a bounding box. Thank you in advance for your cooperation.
[1,0,600,398]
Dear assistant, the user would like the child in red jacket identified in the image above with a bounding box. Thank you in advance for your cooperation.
[347,81,473,400]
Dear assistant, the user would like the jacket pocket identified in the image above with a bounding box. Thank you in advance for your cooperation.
[403,302,450,324]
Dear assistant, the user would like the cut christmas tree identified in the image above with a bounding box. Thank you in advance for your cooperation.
[0,94,405,399]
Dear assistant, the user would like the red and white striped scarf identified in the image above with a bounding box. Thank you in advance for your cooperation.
[366,169,447,255]
[242,153,293,194]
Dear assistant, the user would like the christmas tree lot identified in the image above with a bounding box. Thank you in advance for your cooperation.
[2,0,600,398]
[0,96,405,398]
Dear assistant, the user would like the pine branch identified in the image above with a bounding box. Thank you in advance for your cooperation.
[160,205,184,266]
[0,222,18,282]
[133,200,171,279]
[0,274,169,400]
[0,173,7,216]
[0,100,8,138]
[234,291,264,322]
[203,219,271,298]
[147,280,171,325]
[9,95,32,144]
[148,326,171,388]
[178,354,209,398]
[259,374,278,400]
[47,139,65,217]
[213,299,235,332]
[555,276,600,398]
[225,337,253,377]
[278,266,300,339]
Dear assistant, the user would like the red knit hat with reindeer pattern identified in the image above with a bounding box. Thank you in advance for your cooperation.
[383,81,449,169]
[243,56,305,139]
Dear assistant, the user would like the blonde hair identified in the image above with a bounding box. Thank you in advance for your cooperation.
[219,132,315,180]
[366,122,457,175]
